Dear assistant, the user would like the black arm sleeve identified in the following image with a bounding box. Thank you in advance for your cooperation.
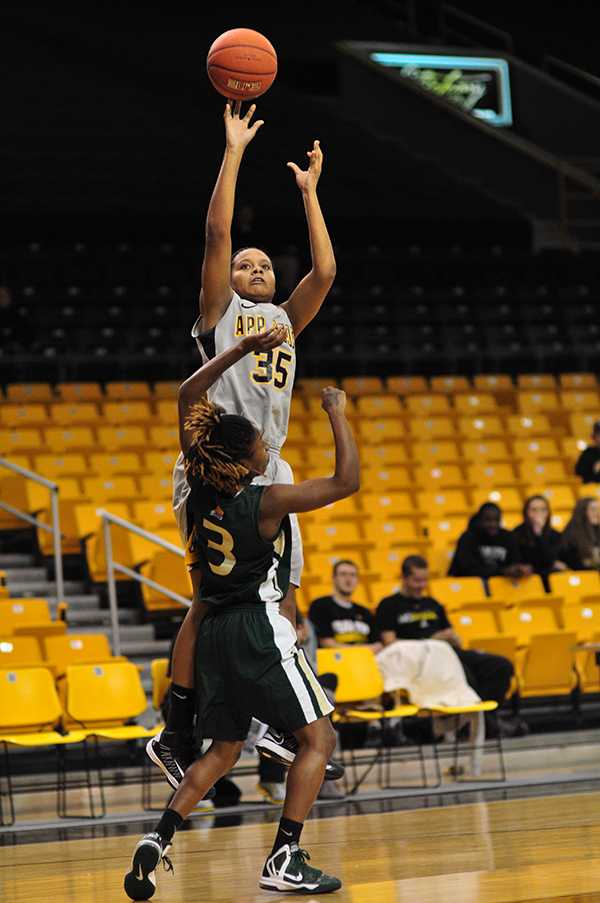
[576,448,599,484]
[448,532,492,578]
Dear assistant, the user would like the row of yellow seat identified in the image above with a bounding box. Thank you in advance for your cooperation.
[0,631,121,675]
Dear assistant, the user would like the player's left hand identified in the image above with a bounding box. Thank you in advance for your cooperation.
[239,323,287,355]
[287,140,323,193]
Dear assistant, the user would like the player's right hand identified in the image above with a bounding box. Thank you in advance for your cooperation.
[321,386,346,414]
[224,101,264,152]
[239,323,286,355]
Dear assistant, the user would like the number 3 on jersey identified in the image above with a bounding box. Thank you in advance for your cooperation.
[251,349,292,390]
[203,518,236,576]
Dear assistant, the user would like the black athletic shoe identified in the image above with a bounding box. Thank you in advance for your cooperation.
[124,832,173,901]
[146,732,216,799]
[256,728,345,781]
[260,843,342,894]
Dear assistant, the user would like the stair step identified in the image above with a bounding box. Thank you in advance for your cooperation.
[4,567,48,583]
[7,580,86,596]
[49,595,101,610]
[120,640,172,658]
[65,609,138,627]
[0,554,36,568]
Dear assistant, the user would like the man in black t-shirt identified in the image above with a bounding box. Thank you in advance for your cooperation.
[575,420,600,484]
[309,560,379,649]
[375,555,518,731]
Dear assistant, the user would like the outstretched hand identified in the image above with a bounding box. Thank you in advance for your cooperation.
[224,100,264,153]
[287,139,323,193]
[239,323,287,355]
[321,386,346,415]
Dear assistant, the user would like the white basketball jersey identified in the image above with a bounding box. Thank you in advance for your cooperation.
[191,292,296,452]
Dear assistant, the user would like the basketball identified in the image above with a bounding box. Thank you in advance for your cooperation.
[207,28,277,100]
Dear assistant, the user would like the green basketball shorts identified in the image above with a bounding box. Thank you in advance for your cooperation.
[195,602,333,742]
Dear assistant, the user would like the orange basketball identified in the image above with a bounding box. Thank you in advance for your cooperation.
[207,28,277,100]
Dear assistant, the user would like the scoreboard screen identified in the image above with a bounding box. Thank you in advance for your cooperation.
[370,52,513,128]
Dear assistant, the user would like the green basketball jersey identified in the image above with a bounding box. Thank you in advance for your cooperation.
[185,479,291,608]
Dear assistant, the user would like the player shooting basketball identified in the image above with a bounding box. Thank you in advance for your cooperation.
[146,99,338,788]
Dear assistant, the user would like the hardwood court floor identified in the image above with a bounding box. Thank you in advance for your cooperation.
[3,791,600,902]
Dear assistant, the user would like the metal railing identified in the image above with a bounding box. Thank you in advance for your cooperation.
[98,509,190,655]
[0,457,64,601]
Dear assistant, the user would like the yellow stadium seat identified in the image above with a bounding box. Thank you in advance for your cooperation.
[560,373,597,390]
[133,500,176,532]
[295,377,337,396]
[1,404,48,429]
[413,464,465,489]
[103,401,152,425]
[314,647,386,704]
[0,635,43,669]
[64,661,153,734]
[428,544,456,578]
[143,451,177,476]
[518,632,577,697]
[499,604,561,647]
[518,460,570,485]
[560,390,600,411]
[522,485,576,510]
[365,444,408,467]
[280,446,306,472]
[460,439,510,462]
[356,395,403,418]
[88,453,142,478]
[506,414,553,437]
[405,394,451,415]
[7,384,54,403]
[96,426,147,452]
[549,510,573,531]
[139,475,172,499]
[364,547,403,578]
[153,381,179,399]
[453,609,501,645]
[577,483,600,503]
[75,502,132,582]
[303,521,363,551]
[304,550,356,581]
[453,393,499,415]
[82,476,139,504]
[416,490,470,517]
[44,633,119,676]
[517,374,556,390]
[360,491,415,519]
[466,635,517,662]
[359,419,406,444]
[304,446,335,470]
[368,580,403,607]
[22,476,87,557]
[470,487,523,513]
[57,382,102,402]
[512,438,561,460]
[429,576,488,611]
[430,376,471,394]
[562,603,600,643]
[466,462,518,487]
[49,403,99,426]
[148,425,179,449]
[560,436,588,463]
[408,417,454,439]
[387,375,428,395]
[0,428,43,454]
[105,382,151,400]
[310,496,361,521]
[457,416,504,439]
[362,519,425,550]
[409,440,461,464]
[1,598,66,641]
[576,634,600,694]
[570,412,598,438]
[549,571,600,605]
[289,397,308,421]
[286,421,308,446]
[310,420,338,446]
[0,455,30,475]
[139,549,190,612]
[342,376,384,396]
[473,374,513,393]
[361,466,411,492]
[517,392,560,414]
[33,454,88,479]
[150,659,171,713]
[44,427,95,453]
[488,575,549,606]
[425,517,466,546]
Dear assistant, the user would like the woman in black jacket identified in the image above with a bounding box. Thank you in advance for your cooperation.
[512,495,567,581]
[448,502,530,579]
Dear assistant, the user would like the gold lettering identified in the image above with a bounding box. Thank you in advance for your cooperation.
[234,315,244,337]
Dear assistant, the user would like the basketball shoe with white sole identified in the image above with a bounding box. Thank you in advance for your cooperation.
[146,731,216,799]
[256,728,345,781]
[260,843,341,894]
[123,832,173,901]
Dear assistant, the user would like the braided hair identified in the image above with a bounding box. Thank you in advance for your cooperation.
[184,397,258,496]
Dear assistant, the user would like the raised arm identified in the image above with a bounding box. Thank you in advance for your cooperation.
[280,141,336,337]
[200,101,265,329]
[178,324,286,454]
[259,388,359,537]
